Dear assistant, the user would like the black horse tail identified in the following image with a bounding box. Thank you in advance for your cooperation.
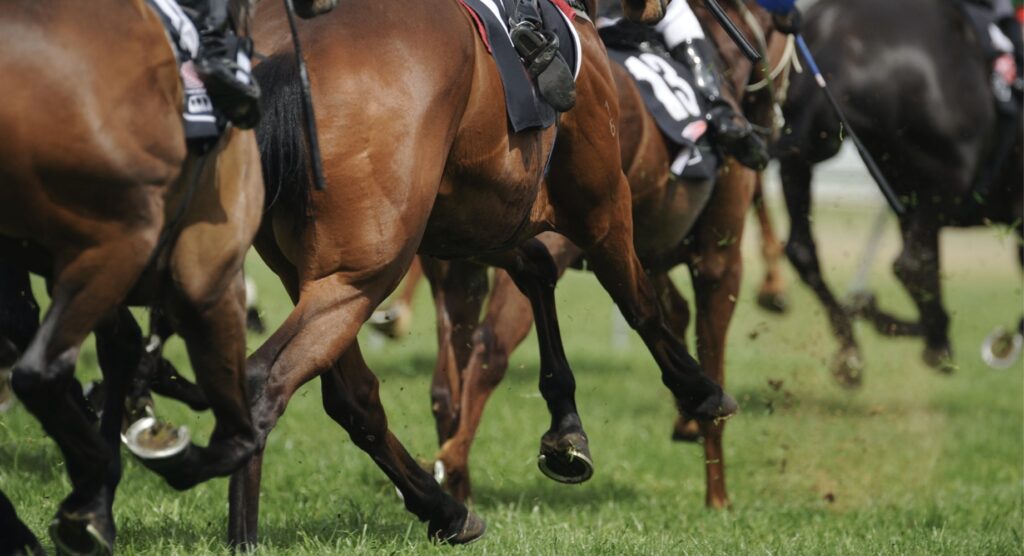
[254,53,312,222]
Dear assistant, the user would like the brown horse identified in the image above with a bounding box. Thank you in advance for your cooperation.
[0,0,336,553]
[233,0,734,546]
[421,0,786,508]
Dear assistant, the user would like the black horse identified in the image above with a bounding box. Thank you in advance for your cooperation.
[775,0,1023,385]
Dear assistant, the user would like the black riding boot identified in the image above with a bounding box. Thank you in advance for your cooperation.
[180,0,261,129]
[510,0,576,112]
[670,39,769,171]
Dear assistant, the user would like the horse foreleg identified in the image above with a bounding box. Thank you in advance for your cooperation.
[0,487,43,556]
[891,217,951,372]
[781,155,864,387]
[565,177,736,420]
[690,159,754,509]
[424,258,488,447]
[752,174,788,313]
[135,270,255,490]
[12,231,159,555]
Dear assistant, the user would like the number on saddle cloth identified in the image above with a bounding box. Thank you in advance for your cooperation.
[145,0,227,147]
[597,10,719,181]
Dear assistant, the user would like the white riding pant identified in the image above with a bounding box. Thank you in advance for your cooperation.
[654,0,705,49]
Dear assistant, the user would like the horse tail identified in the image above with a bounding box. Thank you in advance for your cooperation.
[254,53,312,222]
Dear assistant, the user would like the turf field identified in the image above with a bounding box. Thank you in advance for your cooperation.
[2,201,1022,555]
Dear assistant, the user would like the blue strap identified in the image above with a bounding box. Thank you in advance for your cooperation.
[755,0,796,14]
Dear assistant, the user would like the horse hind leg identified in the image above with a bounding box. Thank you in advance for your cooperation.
[229,265,477,547]
[321,342,485,544]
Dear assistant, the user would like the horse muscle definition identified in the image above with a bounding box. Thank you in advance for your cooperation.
[421,0,785,509]
[232,0,735,547]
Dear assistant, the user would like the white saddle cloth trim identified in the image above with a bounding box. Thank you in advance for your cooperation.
[655,0,705,49]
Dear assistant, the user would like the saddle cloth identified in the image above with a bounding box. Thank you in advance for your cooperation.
[145,0,226,145]
[605,45,718,180]
[458,0,582,131]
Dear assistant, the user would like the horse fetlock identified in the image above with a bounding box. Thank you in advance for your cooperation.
[50,501,115,556]
[10,355,73,402]
[830,345,865,388]
[681,389,739,422]
[922,344,955,374]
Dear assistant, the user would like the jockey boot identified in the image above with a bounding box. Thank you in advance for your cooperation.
[671,39,769,171]
[510,0,576,111]
[187,0,261,129]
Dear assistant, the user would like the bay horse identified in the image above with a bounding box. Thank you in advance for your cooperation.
[421,0,784,509]
[0,0,336,553]
[235,0,735,546]
[776,0,1023,386]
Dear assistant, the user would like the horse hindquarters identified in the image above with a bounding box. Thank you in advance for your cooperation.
[235,2,486,542]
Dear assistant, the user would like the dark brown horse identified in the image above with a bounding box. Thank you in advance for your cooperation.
[234,0,734,547]
[420,0,785,509]
[776,0,1023,385]
[0,0,336,553]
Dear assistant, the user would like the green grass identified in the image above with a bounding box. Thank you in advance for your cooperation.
[1,205,1022,555]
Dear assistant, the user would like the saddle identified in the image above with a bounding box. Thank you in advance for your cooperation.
[458,0,582,131]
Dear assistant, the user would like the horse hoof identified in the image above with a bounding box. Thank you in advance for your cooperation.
[671,416,701,443]
[49,512,112,556]
[368,302,412,339]
[756,291,788,314]
[923,345,956,374]
[830,347,864,388]
[538,431,594,484]
[123,416,190,461]
[688,391,740,421]
[430,510,486,545]
[981,326,1023,370]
